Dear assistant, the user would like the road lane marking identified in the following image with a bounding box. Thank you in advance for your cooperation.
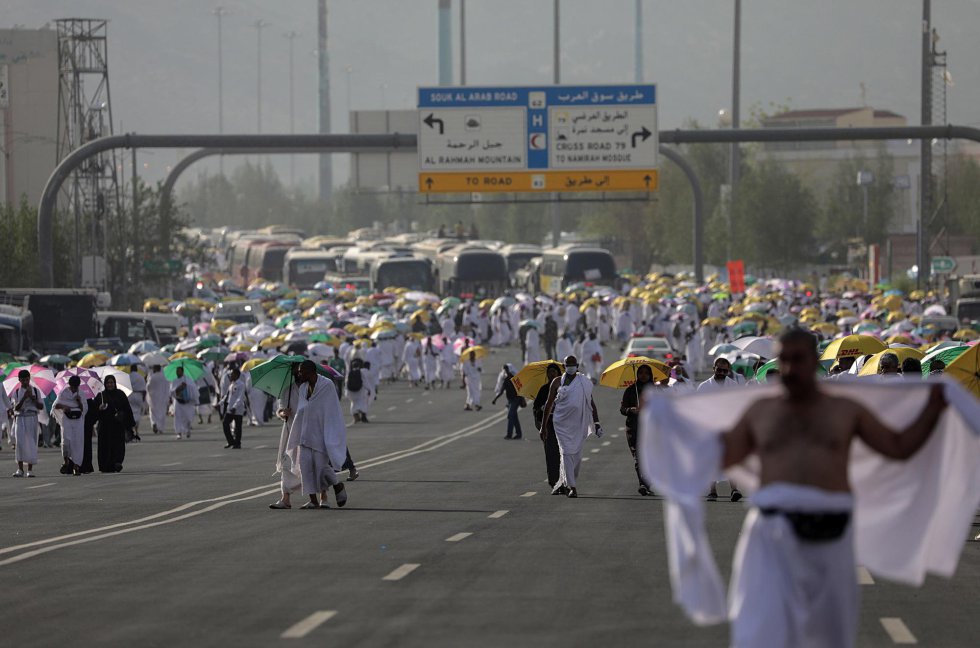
[520,491,536,497]
[880,618,917,644]
[281,610,337,639]
[26,483,55,490]
[0,411,508,567]
[618,426,626,431]
[382,563,420,581]
[611,434,619,438]
[590,449,600,454]
[161,462,183,467]
[857,566,875,585]
[405,398,414,403]
[387,406,396,411]
[582,457,590,462]
[601,441,611,447]
[254,445,268,449]
[488,510,508,519]
[445,532,472,542]
[427,401,433,404]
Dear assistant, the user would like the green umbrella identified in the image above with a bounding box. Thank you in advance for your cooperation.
[731,321,758,337]
[163,358,206,381]
[0,352,16,365]
[755,358,828,383]
[39,354,71,365]
[309,332,338,344]
[247,354,336,398]
[920,345,969,376]
[197,348,228,363]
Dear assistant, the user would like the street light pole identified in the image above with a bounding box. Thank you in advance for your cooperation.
[345,65,353,117]
[253,19,269,134]
[729,0,741,262]
[551,0,561,248]
[213,6,229,173]
[918,0,932,288]
[284,30,298,185]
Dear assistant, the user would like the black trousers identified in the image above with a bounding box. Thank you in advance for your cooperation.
[625,426,650,488]
[542,427,561,488]
[342,448,356,471]
[544,340,557,360]
[223,414,243,445]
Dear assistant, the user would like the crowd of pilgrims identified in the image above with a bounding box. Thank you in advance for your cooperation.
[3,274,973,485]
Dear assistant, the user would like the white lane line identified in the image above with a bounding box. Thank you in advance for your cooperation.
[26,482,55,490]
[520,491,536,498]
[382,563,420,581]
[0,411,509,567]
[387,406,396,411]
[405,398,414,403]
[488,510,508,519]
[253,445,268,450]
[281,610,337,639]
[590,448,600,454]
[857,566,875,585]
[427,401,433,405]
[207,454,224,458]
[611,434,620,438]
[601,441,611,447]
[880,618,917,644]
[582,457,590,462]
[161,462,183,467]
[445,532,472,542]
[618,426,626,431]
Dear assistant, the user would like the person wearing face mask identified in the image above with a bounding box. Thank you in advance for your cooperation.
[541,355,602,498]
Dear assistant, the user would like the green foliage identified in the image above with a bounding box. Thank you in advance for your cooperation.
[0,198,72,287]
[818,145,896,250]
[946,155,980,241]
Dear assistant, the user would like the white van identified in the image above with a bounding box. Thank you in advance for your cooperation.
[213,300,267,325]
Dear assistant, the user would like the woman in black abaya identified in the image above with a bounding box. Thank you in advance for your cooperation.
[93,375,135,473]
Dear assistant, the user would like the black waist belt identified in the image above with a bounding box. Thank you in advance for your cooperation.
[759,507,851,542]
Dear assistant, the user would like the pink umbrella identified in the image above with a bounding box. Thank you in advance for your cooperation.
[3,364,57,397]
[327,328,347,337]
[53,374,103,400]
[193,322,211,336]
[452,337,476,355]
[423,335,446,350]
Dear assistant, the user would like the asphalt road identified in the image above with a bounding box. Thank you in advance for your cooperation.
[1,347,977,647]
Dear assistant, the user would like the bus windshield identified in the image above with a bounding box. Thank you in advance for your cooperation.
[565,251,616,282]
[457,254,507,281]
[376,262,432,291]
[289,259,330,289]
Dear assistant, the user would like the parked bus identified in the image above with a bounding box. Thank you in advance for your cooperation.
[371,256,434,292]
[500,244,543,284]
[245,240,297,283]
[283,248,335,289]
[97,312,160,347]
[138,312,182,346]
[0,305,34,356]
[435,245,509,298]
[538,245,618,295]
[0,289,99,354]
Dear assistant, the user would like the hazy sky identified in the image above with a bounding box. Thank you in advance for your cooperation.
[7,0,980,191]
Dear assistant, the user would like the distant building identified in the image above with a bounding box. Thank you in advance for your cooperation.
[759,106,920,234]
[0,27,59,209]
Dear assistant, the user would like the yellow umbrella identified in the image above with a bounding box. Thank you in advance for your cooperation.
[77,352,109,368]
[241,358,266,372]
[511,360,564,398]
[858,348,924,377]
[579,297,601,312]
[210,319,236,335]
[835,309,856,318]
[230,342,252,352]
[811,322,840,336]
[820,335,887,362]
[479,298,495,309]
[169,351,197,361]
[701,317,725,327]
[944,344,980,397]
[885,334,915,346]
[460,345,488,361]
[880,295,903,312]
[259,335,286,349]
[599,357,670,388]
[953,329,979,342]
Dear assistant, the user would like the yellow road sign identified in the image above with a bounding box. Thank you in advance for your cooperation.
[418,169,658,194]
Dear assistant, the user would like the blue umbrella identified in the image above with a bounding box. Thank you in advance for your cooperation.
[108,353,141,366]
[128,340,159,354]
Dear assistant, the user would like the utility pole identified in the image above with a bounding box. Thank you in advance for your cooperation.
[634,0,643,83]
[551,0,561,248]
[253,19,269,134]
[729,0,741,262]
[438,0,452,85]
[918,0,932,288]
[284,30,298,185]
[214,7,228,173]
[317,0,333,203]
[460,0,467,85]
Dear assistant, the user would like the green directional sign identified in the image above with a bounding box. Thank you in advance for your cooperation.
[931,256,956,274]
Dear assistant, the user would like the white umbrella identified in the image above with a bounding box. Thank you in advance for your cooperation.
[306,343,333,358]
[731,336,778,359]
[140,352,171,367]
[224,323,252,336]
[92,367,133,396]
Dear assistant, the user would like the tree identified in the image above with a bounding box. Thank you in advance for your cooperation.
[818,146,897,252]
[945,155,980,243]
[0,198,73,287]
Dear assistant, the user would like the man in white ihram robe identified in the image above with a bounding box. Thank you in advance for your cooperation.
[285,363,349,509]
[461,353,482,411]
[145,366,170,434]
[53,380,87,475]
[524,326,541,364]
[9,373,44,477]
[402,337,423,385]
[170,368,196,439]
[542,357,602,497]
[639,333,980,648]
